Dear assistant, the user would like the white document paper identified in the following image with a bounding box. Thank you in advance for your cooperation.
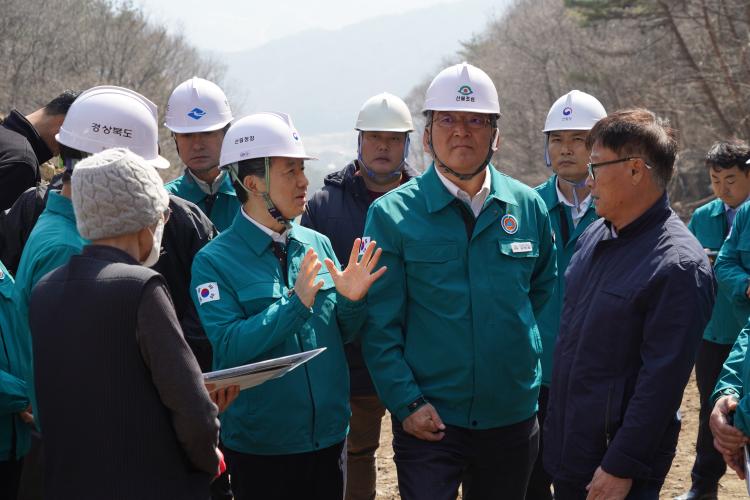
[203,348,326,391]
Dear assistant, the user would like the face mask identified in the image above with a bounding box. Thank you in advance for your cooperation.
[141,218,165,268]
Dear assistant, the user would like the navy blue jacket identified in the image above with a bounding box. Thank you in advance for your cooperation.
[301,161,418,396]
[543,193,715,484]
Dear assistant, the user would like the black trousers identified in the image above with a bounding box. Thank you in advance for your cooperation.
[526,385,552,500]
[0,458,23,500]
[392,414,539,500]
[553,478,663,500]
[691,339,733,489]
[224,440,345,500]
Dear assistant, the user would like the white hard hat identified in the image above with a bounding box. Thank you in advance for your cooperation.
[219,112,315,168]
[543,90,606,132]
[422,62,500,116]
[165,77,233,134]
[356,93,414,133]
[56,86,169,169]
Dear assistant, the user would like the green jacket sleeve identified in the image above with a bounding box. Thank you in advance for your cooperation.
[712,327,748,404]
[360,204,422,422]
[715,209,750,303]
[529,200,557,316]
[0,370,28,415]
[190,254,314,370]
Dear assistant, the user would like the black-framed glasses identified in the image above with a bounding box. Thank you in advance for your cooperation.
[587,157,645,180]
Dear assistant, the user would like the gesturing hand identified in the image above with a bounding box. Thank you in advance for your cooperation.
[294,248,324,308]
[324,238,387,302]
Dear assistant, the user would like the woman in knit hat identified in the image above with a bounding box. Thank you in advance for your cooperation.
[29,147,221,500]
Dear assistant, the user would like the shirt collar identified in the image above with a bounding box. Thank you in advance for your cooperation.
[724,195,750,214]
[555,177,592,210]
[434,165,492,217]
[240,207,288,244]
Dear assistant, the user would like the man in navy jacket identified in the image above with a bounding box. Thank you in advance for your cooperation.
[543,109,715,499]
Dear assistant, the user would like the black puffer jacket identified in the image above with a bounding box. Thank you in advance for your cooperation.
[301,161,419,396]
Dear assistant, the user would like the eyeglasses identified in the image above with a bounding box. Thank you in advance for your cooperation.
[163,207,172,223]
[434,113,492,130]
[587,157,651,180]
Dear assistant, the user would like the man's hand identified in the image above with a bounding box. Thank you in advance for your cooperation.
[745,281,750,299]
[294,248,324,308]
[324,239,386,302]
[205,384,240,414]
[710,395,747,455]
[18,405,34,425]
[402,403,446,442]
[585,466,632,500]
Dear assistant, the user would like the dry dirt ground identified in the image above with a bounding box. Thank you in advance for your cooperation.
[372,372,748,499]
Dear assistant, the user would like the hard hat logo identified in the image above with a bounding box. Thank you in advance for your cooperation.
[457,85,474,96]
[292,132,299,141]
[563,106,573,116]
[187,107,207,120]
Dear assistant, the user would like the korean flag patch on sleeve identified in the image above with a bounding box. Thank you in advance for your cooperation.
[196,282,220,305]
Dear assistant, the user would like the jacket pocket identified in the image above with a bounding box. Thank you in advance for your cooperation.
[604,379,626,447]
[403,242,458,263]
[236,281,284,316]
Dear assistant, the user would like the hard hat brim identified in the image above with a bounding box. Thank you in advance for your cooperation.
[165,119,233,134]
[356,127,413,133]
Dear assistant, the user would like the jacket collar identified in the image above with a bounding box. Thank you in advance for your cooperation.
[325,160,420,196]
[708,198,726,217]
[182,169,237,196]
[423,163,518,214]
[46,191,76,223]
[536,175,560,209]
[2,110,53,164]
[81,244,140,265]
[231,210,303,256]
[607,191,671,239]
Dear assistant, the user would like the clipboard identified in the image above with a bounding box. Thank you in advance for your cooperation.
[203,348,326,391]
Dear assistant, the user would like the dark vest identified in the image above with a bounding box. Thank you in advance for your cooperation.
[30,245,210,500]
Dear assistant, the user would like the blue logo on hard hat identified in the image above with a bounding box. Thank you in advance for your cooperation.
[292,132,299,141]
[501,214,519,234]
[457,85,474,96]
[563,107,573,116]
[187,107,206,120]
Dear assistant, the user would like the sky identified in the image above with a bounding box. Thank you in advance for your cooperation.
[130,0,467,53]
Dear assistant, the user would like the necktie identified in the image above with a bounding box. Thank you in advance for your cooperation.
[272,241,288,285]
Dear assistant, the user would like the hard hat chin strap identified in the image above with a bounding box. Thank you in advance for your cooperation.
[558,175,589,209]
[356,133,410,183]
[229,159,293,230]
[427,122,497,181]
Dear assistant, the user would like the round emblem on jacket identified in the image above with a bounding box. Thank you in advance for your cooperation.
[501,214,519,234]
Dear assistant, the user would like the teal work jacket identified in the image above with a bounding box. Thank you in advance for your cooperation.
[12,191,87,424]
[534,175,598,386]
[715,201,750,326]
[191,212,365,455]
[361,164,556,428]
[712,327,750,434]
[165,171,239,232]
[689,198,743,344]
[0,261,31,460]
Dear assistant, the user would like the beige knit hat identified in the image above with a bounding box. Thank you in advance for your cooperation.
[72,148,170,240]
